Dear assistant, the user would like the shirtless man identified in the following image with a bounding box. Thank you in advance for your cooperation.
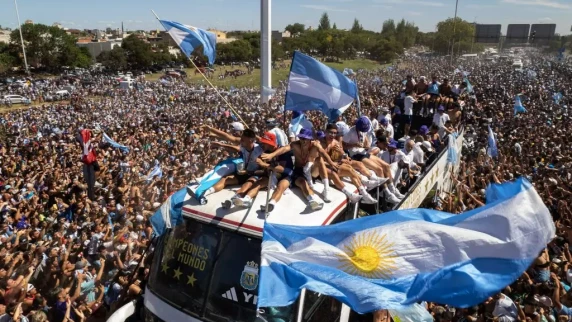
[323,124,377,204]
[262,128,339,211]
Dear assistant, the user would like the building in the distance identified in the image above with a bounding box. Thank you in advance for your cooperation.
[24,19,33,25]
[0,30,10,44]
[76,39,122,60]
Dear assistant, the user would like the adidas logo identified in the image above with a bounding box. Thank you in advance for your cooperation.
[221,287,238,302]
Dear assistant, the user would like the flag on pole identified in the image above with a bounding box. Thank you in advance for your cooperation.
[487,125,498,158]
[159,20,217,65]
[257,178,554,312]
[284,51,357,122]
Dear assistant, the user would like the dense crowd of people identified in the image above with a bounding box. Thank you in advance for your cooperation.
[0,49,571,322]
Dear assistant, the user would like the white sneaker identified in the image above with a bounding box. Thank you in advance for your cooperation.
[385,192,402,204]
[364,179,378,190]
[241,197,252,208]
[390,186,405,199]
[361,192,377,204]
[322,189,331,203]
[348,193,362,203]
[309,200,324,211]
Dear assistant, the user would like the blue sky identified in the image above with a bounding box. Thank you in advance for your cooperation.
[1,0,570,35]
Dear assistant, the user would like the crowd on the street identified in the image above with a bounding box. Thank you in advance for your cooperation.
[0,48,571,322]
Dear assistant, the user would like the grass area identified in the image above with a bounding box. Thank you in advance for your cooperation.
[146,59,385,89]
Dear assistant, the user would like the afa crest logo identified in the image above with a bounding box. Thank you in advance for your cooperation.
[240,261,259,291]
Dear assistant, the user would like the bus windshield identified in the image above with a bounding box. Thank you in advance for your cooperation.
[148,217,295,322]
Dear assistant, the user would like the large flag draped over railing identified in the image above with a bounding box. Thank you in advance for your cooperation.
[284,51,358,122]
[257,178,554,312]
[159,20,217,65]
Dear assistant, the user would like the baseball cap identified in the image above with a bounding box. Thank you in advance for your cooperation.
[380,118,389,125]
[419,125,429,135]
[438,105,445,112]
[259,132,277,148]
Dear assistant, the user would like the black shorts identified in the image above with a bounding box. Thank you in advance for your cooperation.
[351,153,370,161]
[403,115,413,124]
[428,93,439,98]
[235,173,260,185]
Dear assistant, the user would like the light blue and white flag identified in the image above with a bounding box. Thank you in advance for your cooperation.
[159,20,217,65]
[284,51,357,122]
[514,95,527,116]
[447,132,459,164]
[553,92,563,105]
[463,77,474,94]
[194,158,242,199]
[257,178,554,312]
[487,125,498,158]
[102,132,129,153]
[150,187,187,236]
[147,165,163,180]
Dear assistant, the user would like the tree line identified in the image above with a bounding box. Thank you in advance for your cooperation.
[0,13,495,74]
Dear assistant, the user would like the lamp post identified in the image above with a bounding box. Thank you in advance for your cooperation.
[14,0,29,75]
[450,0,459,65]
[260,0,272,103]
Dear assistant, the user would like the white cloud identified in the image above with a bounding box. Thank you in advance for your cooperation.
[300,4,355,12]
[501,0,571,9]
[407,11,422,16]
[373,0,444,7]
[371,4,392,8]
[538,17,553,22]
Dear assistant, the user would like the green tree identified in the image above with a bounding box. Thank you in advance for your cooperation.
[9,23,91,71]
[121,34,154,69]
[284,23,305,37]
[97,46,128,71]
[433,17,475,54]
[332,23,337,30]
[217,40,253,62]
[318,12,331,31]
[351,19,363,33]
[0,43,15,73]
[381,19,396,38]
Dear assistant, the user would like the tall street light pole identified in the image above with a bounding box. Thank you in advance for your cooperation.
[14,0,29,75]
[450,0,459,66]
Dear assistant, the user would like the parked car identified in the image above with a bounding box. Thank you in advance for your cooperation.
[2,94,30,104]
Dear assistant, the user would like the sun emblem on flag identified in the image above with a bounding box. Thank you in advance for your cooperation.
[337,231,397,279]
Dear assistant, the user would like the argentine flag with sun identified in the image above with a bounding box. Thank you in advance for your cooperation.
[257,178,555,313]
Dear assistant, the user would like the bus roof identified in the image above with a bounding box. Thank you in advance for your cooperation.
[181,181,355,238]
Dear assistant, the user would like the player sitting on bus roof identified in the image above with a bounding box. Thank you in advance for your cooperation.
[343,116,402,204]
[209,129,267,209]
[256,132,295,214]
[262,128,339,211]
[322,123,377,204]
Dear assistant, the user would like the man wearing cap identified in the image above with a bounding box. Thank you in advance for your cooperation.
[343,116,402,203]
[379,117,394,140]
[265,119,288,147]
[288,111,313,142]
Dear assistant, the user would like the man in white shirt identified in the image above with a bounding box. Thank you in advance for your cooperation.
[379,117,394,140]
[403,90,416,137]
[432,106,450,139]
[343,117,403,203]
[288,111,313,142]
